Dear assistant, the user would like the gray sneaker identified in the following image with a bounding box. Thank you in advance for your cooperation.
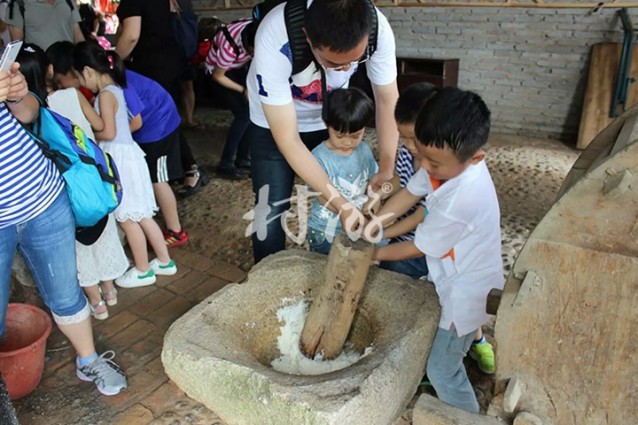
[76,351,127,396]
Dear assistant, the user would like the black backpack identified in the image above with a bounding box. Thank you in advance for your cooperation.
[251,0,378,75]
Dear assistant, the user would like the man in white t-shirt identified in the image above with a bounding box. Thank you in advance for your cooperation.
[370,87,504,413]
[246,0,399,263]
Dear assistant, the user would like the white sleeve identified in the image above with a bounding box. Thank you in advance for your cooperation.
[406,168,430,197]
[251,5,294,106]
[365,9,397,86]
[414,211,468,258]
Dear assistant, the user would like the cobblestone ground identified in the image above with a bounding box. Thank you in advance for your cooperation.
[10,107,578,425]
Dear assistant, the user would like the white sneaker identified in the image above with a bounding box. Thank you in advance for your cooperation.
[115,267,156,288]
[150,258,177,276]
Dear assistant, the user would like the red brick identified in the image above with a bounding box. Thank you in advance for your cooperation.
[146,296,194,329]
[99,371,167,412]
[106,319,158,353]
[94,310,138,339]
[185,276,230,304]
[166,269,207,295]
[40,360,77,391]
[111,403,154,424]
[109,285,157,312]
[118,331,164,375]
[172,250,213,272]
[208,260,247,283]
[130,288,176,317]
[146,354,173,378]
[156,264,192,287]
[138,381,187,417]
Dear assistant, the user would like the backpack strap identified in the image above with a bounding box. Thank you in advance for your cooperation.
[8,0,24,21]
[284,0,312,76]
[366,0,378,57]
[220,25,240,58]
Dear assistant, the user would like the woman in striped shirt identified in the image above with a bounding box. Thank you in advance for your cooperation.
[205,19,256,180]
[0,63,127,396]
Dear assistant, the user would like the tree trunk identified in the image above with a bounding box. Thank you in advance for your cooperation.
[299,233,375,360]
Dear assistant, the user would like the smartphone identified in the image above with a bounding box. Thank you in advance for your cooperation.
[0,40,23,71]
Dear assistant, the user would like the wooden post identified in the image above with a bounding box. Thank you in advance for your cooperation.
[299,233,375,360]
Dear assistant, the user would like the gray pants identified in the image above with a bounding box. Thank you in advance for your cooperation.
[427,326,480,413]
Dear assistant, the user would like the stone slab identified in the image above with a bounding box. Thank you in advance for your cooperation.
[162,250,441,425]
[413,394,507,425]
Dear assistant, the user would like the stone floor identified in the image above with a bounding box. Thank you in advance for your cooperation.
[9,107,579,425]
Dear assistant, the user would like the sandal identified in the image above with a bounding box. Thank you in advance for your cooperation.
[89,300,109,320]
[102,288,118,306]
[178,165,209,199]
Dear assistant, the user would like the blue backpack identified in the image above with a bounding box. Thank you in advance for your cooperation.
[27,102,123,227]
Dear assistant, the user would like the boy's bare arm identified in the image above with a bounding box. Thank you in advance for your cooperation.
[383,205,425,239]
[374,240,422,262]
[383,174,401,199]
[375,187,421,228]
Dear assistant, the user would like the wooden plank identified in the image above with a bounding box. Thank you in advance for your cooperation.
[578,43,638,150]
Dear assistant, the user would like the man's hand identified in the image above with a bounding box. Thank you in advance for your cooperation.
[368,168,394,192]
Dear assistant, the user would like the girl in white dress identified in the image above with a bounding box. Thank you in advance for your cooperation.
[18,43,129,320]
[72,42,177,288]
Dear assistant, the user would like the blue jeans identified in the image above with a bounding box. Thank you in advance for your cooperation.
[216,82,250,169]
[0,192,87,336]
[307,228,332,255]
[427,326,480,413]
[248,123,328,263]
[380,256,429,280]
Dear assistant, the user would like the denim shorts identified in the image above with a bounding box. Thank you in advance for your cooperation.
[307,228,332,255]
[0,192,89,335]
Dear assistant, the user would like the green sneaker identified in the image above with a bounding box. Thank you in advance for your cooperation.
[469,341,495,374]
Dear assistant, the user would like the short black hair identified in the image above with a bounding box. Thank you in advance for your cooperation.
[415,87,491,162]
[46,41,75,75]
[395,82,437,124]
[322,87,374,133]
[305,0,373,53]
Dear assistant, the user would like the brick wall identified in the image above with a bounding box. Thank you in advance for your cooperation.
[194,3,636,141]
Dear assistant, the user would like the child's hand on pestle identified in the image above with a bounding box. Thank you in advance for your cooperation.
[339,202,368,240]
[362,185,383,218]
